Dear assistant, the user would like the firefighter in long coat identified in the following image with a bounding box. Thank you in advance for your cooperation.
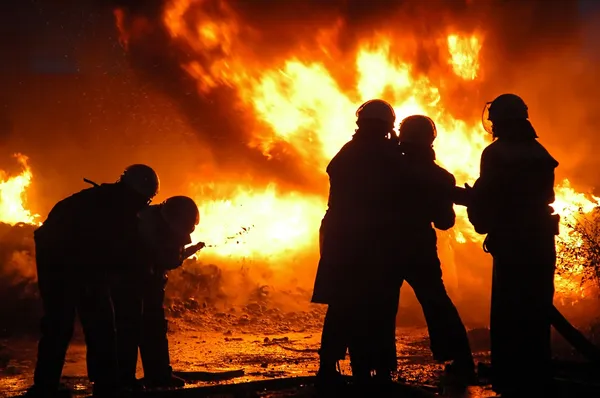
[312,99,405,387]
[394,115,475,383]
[27,164,160,398]
[467,94,559,396]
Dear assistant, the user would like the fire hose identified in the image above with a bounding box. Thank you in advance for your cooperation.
[452,185,600,363]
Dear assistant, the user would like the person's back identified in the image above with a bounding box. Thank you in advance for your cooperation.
[468,94,559,396]
[35,182,143,272]
[313,99,405,390]
[469,136,558,238]
[28,164,160,398]
[324,136,403,237]
[399,146,456,254]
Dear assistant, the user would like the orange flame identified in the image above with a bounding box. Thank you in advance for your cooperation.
[156,1,600,300]
[447,34,482,80]
[0,154,40,226]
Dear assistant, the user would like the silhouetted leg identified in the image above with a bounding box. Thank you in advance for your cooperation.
[491,236,555,395]
[112,276,143,386]
[373,287,400,378]
[33,262,76,391]
[405,258,473,365]
[347,306,372,384]
[347,296,398,382]
[140,272,183,387]
[78,282,119,393]
[319,304,349,370]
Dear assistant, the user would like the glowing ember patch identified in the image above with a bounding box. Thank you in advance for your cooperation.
[447,34,482,80]
[0,154,40,226]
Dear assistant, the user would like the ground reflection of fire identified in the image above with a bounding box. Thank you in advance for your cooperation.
[0,1,598,306]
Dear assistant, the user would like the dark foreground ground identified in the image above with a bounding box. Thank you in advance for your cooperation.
[2,303,599,398]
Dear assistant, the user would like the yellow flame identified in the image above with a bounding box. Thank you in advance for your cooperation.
[447,34,482,80]
[159,0,600,300]
[51,1,590,304]
[0,154,40,226]
[192,185,324,259]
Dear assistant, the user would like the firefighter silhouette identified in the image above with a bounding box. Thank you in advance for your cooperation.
[27,165,159,398]
[313,99,405,389]
[468,94,559,396]
[112,195,204,390]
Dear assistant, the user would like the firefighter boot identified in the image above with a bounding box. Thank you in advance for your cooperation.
[315,359,345,393]
[444,358,478,387]
[144,367,185,389]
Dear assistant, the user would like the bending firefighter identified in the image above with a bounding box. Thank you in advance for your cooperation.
[467,94,559,396]
[395,115,475,384]
[27,164,160,398]
[312,99,404,389]
[112,195,205,389]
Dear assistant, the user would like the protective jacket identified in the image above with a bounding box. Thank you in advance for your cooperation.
[34,183,143,275]
[138,204,192,272]
[312,135,405,305]
[399,147,456,257]
[467,138,559,242]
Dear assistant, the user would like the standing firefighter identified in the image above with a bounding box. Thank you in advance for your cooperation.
[312,99,404,389]
[468,94,559,396]
[113,195,205,390]
[27,164,160,398]
[395,115,475,384]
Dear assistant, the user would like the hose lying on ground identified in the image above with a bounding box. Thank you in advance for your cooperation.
[550,305,600,363]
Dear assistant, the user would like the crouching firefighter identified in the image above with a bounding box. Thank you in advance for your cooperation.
[395,115,476,384]
[467,94,560,396]
[312,99,405,389]
[27,164,160,398]
[113,195,205,390]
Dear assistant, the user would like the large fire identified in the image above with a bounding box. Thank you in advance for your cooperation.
[0,155,40,226]
[1,1,598,303]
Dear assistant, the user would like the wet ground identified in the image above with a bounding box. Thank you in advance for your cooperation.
[2,301,599,398]
[0,303,502,398]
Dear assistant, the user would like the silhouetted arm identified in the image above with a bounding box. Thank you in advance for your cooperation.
[467,147,499,234]
[432,171,456,231]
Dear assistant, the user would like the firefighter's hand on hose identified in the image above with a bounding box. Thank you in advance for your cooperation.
[182,241,206,260]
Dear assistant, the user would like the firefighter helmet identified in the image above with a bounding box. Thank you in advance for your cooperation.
[161,196,200,236]
[482,93,529,134]
[118,164,160,201]
[398,115,437,146]
[356,99,396,124]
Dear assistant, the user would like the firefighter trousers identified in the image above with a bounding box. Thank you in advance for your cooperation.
[319,292,399,375]
[112,273,143,385]
[34,258,118,391]
[489,235,556,395]
[139,271,174,382]
[400,258,473,364]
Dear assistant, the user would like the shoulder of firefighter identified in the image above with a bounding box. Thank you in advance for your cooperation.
[35,183,113,243]
[138,205,191,271]
[480,139,558,176]
[35,183,143,267]
[469,137,560,236]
